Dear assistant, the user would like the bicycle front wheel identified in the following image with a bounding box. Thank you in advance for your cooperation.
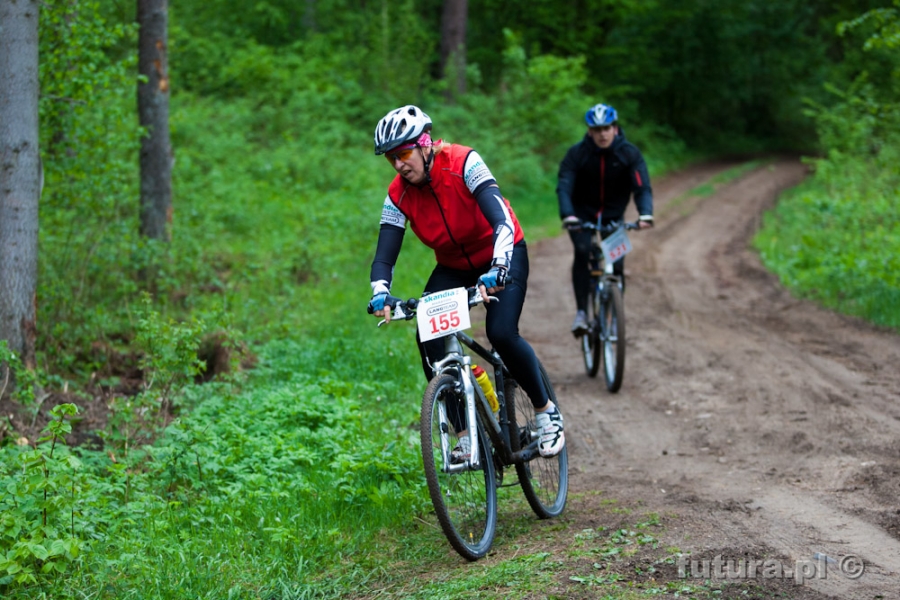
[420,373,497,561]
[582,284,601,377]
[507,362,568,519]
[601,282,626,392]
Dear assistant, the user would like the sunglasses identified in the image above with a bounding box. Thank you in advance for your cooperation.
[385,146,416,163]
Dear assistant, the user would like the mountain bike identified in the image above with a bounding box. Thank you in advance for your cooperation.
[374,285,568,560]
[579,221,638,393]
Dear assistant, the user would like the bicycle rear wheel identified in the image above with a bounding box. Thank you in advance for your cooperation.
[420,373,497,561]
[507,362,568,519]
[582,284,601,377]
[600,282,626,392]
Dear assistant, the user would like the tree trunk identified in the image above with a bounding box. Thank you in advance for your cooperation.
[0,0,41,371]
[303,0,317,32]
[440,0,468,101]
[137,0,172,241]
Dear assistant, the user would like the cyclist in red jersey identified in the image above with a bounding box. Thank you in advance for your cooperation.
[367,105,564,460]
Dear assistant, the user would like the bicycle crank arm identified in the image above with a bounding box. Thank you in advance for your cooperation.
[510,443,541,464]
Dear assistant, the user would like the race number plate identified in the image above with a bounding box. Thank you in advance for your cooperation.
[600,227,633,265]
[417,287,471,342]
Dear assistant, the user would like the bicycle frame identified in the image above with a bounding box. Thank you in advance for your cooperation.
[375,287,544,471]
[376,286,568,559]
[585,221,631,288]
[431,330,541,473]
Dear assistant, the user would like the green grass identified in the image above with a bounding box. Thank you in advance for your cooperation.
[754,154,900,330]
[2,336,427,599]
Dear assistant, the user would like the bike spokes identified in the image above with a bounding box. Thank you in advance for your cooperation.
[582,287,602,377]
[505,363,568,518]
[600,284,625,392]
[420,374,497,560]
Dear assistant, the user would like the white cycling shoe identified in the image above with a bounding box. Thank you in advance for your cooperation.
[536,403,565,457]
[571,310,588,336]
[450,435,472,464]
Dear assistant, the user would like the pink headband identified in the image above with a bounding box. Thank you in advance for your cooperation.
[390,133,435,155]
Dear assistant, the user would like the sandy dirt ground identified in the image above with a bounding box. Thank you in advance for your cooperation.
[518,156,900,598]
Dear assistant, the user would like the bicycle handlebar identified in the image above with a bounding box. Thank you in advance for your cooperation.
[376,285,501,327]
[574,220,640,233]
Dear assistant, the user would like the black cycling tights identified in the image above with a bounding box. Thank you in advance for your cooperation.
[569,227,625,311]
[416,241,549,432]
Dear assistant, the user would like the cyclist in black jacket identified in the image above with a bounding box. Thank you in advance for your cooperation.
[557,103,654,334]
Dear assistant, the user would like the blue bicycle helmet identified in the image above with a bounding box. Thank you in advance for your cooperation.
[585,103,618,127]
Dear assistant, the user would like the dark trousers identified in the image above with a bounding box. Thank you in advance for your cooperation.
[416,242,549,430]
[569,227,625,311]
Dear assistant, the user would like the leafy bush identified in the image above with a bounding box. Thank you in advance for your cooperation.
[0,343,38,406]
[0,337,425,598]
[0,404,82,587]
[754,156,900,330]
[755,5,900,330]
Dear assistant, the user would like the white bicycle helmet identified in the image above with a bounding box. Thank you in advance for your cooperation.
[585,103,618,127]
[374,105,432,155]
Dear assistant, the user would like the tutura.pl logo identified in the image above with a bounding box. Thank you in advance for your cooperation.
[676,553,865,585]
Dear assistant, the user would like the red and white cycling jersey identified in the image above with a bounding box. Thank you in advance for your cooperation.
[379,143,523,272]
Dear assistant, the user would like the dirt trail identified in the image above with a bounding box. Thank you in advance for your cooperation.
[523,157,900,598]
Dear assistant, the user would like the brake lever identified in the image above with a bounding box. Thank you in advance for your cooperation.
[377,298,420,326]
[471,288,499,305]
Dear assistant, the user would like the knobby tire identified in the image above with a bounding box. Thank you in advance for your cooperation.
[420,373,498,561]
[506,361,568,518]
[582,285,602,377]
[601,283,626,393]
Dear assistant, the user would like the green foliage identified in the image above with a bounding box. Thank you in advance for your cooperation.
[171,0,434,103]
[466,0,866,151]
[134,293,206,402]
[100,295,208,456]
[0,339,425,598]
[839,0,900,51]
[468,0,633,84]
[37,0,143,376]
[754,161,900,330]
[756,4,900,331]
[0,343,37,406]
[0,404,82,587]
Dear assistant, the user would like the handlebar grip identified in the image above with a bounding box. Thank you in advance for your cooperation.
[368,294,403,315]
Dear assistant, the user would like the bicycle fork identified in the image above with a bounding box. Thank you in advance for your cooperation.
[431,334,543,472]
[431,336,482,474]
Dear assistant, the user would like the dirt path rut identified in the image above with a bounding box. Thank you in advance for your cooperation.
[523,157,900,598]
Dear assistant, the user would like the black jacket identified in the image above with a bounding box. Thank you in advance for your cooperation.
[556,128,653,223]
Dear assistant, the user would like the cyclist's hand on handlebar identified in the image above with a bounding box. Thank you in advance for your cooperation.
[477,265,508,303]
[637,215,654,229]
[367,292,400,322]
[562,216,582,231]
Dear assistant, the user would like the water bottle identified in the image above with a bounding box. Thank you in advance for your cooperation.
[472,365,499,414]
